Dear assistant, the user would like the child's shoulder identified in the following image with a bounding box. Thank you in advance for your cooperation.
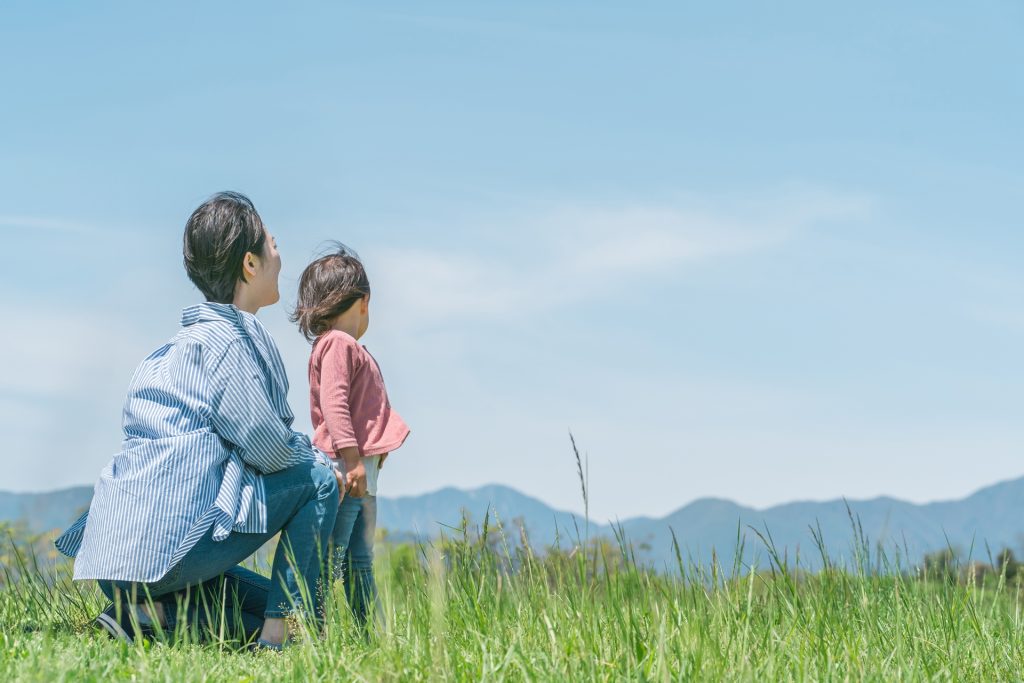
[314,329,364,357]
[319,328,359,345]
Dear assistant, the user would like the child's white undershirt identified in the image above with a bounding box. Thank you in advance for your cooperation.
[326,452,382,497]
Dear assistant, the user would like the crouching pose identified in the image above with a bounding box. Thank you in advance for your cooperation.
[55,192,342,649]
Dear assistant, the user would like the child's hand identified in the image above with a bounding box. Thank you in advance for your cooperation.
[345,462,367,497]
[346,462,366,499]
[378,453,389,470]
[336,446,367,497]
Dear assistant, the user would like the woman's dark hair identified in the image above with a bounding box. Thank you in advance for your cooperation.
[292,243,371,343]
[183,191,267,303]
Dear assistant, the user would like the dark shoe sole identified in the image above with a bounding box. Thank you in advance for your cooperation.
[95,611,134,643]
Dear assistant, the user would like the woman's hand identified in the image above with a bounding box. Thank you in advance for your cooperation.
[332,467,347,496]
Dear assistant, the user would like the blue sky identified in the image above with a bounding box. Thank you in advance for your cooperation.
[1,1,1021,521]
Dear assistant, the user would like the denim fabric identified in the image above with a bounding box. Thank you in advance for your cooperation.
[100,565,273,637]
[330,493,380,629]
[99,459,338,634]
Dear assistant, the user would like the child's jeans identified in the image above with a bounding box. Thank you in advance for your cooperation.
[330,493,380,630]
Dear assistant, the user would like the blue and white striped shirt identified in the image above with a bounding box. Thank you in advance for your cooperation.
[55,302,329,583]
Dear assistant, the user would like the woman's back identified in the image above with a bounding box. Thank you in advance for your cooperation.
[57,302,302,584]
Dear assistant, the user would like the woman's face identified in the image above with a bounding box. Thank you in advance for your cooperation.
[251,230,282,308]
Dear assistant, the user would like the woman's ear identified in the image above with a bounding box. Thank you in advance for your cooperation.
[241,251,260,282]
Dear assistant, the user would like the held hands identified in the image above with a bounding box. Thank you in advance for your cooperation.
[336,446,367,498]
[332,467,347,496]
[345,459,368,498]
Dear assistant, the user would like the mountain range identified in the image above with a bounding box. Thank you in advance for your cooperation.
[5,477,1024,571]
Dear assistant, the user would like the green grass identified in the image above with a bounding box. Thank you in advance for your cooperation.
[4,515,1024,682]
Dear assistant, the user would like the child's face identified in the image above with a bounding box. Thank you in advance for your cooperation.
[356,294,370,338]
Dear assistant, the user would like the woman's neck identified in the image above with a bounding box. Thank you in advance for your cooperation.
[232,289,261,315]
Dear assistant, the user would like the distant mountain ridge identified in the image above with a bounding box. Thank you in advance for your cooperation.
[0,488,93,536]
[6,478,1024,571]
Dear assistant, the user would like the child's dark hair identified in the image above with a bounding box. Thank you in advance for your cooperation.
[292,243,371,343]
[183,191,267,303]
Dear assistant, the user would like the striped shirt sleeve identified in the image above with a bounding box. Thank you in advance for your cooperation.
[209,339,315,473]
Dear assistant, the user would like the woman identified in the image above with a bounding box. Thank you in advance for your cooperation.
[56,192,341,649]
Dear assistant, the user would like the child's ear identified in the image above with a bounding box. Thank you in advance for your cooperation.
[361,294,370,313]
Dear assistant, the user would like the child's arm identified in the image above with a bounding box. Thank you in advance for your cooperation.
[320,336,368,496]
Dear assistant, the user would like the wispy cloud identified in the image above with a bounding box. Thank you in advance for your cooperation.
[0,306,148,400]
[0,215,109,236]
[369,188,871,326]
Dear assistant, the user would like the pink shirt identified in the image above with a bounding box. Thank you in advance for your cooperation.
[308,330,410,457]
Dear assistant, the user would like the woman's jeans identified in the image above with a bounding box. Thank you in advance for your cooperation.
[330,493,379,629]
[99,460,338,637]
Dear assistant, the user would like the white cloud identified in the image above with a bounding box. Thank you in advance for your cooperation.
[0,306,150,400]
[0,307,145,488]
[0,186,884,506]
[369,188,871,327]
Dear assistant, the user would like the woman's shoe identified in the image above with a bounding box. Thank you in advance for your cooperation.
[94,603,155,644]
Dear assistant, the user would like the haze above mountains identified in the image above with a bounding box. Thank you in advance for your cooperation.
[4,477,1024,571]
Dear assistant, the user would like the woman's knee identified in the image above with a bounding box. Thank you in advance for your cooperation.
[268,460,338,502]
[312,461,339,501]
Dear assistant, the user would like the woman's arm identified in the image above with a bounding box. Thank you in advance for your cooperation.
[209,340,315,473]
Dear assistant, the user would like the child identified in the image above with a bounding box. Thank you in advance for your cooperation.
[292,244,410,631]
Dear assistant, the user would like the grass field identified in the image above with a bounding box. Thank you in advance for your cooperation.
[3,512,1024,683]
